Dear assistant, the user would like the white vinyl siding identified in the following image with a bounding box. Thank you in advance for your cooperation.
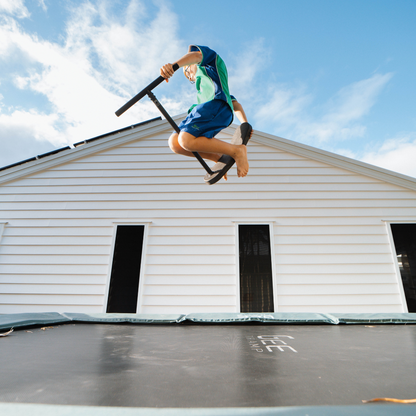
[0,222,6,244]
[1,123,416,314]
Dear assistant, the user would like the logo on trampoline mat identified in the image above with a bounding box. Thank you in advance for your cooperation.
[246,335,297,353]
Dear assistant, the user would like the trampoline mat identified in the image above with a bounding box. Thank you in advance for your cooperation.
[1,323,415,408]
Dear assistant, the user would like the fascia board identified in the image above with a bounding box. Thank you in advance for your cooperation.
[203,121,416,191]
[0,118,173,185]
[250,129,416,193]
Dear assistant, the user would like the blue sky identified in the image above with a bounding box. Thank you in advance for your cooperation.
[1,0,416,177]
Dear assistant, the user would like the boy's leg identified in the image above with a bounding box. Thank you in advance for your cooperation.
[178,132,249,178]
[168,132,222,163]
[170,100,249,178]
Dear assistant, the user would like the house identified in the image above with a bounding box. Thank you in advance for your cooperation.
[1,115,416,315]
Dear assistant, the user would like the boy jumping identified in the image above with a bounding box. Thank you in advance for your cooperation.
[160,45,251,180]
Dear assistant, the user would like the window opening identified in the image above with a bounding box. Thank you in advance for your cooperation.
[239,224,274,312]
[391,224,416,312]
[106,225,145,313]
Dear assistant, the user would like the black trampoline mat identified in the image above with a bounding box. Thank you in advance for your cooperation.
[1,323,415,408]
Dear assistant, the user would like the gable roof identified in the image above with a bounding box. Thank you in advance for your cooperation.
[1,114,416,192]
[0,116,161,173]
[230,126,416,193]
[0,116,164,184]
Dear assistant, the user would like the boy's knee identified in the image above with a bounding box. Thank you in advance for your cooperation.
[169,133,182,154]
[178,132,196,151]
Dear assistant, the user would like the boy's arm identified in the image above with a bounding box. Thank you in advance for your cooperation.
[160,51,202,80]
[232,99,249,124]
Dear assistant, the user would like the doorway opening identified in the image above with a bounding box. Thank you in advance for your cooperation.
[238,224,274,312]
[106,225,145,313]
[391,223,416,312]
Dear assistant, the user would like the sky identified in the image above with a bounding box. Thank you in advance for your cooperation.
[0,0,416,178]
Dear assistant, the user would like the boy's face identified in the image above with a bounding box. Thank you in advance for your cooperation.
[184,64,197,83]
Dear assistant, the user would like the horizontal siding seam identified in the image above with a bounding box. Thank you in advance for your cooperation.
[3,198,416,203]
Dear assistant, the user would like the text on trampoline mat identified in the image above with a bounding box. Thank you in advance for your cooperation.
[246,335,297,353]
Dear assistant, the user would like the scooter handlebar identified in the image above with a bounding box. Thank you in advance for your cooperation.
[115,63,180,117]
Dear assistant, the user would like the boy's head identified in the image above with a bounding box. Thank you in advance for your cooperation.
[183,64,197,84]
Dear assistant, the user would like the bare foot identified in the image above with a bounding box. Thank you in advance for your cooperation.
[233,145,249,177]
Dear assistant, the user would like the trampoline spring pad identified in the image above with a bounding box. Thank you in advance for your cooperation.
[2,312,416,331]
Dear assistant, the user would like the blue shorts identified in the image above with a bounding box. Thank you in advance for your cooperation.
[178,100,233,138]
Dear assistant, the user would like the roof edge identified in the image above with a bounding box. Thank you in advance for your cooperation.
[0,116,168,185]
[72,116,161,147]
[0,117,162,174]
[248,128,416,192]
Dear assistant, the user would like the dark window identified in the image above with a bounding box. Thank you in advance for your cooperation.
[391,224,416,312]
[239,224,274,312]
[106,225,145,313]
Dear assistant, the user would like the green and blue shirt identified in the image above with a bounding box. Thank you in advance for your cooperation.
[189,45,235,114]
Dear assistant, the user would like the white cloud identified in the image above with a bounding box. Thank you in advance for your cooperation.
[360,135,416,178]
[255,83,313,128]
[313,73,393,141]
[254,72,393,146]
[0,0,29,18]
[0,109,61,144]
[0,109,63,168]
[228,38,270,102]
[63,0,184,96]
[37,0,47,12]
[0,0,190,167]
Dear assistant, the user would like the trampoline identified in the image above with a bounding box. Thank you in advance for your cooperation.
[1,312,416,415]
